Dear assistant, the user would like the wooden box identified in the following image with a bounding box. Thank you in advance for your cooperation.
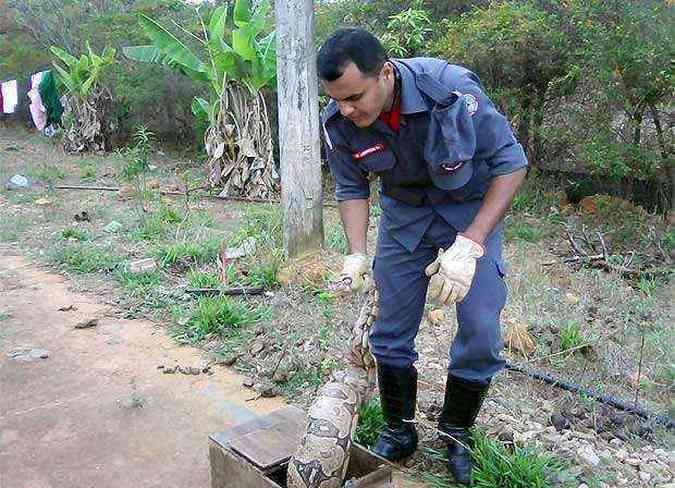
[209,405,393,487]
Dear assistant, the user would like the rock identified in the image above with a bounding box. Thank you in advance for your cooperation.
[565,292,580,305]
[162,366,177,374]
[117,185,136,200]
[6,174,33,190]
[551,414,571,431]
[577,445,600,466]
[218,354,239,366]
[146,178,161,189]
[249,341,265,356]
[255,382,277,398]
[639,472,652,483]
[578,484,589,488]
[30,349,50,359]
[128,258,156,274]
[74,318,98,329]
[624,457,640,467]
[242,377,254,388]
[35,197,51,205]
[58,304,77,312]
[74,210,90,222]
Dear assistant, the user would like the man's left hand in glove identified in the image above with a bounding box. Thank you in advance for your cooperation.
[425,234,485,304]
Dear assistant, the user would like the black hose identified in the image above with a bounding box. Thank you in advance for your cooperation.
[504,362,675,430]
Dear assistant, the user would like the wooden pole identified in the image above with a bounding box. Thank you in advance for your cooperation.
[275,0,324,258]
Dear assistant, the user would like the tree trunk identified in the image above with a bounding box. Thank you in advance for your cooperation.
[648,104,674,219]
[517,93,532,160]
[275,0,324,258]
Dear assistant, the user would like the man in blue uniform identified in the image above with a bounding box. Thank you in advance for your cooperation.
[317,29,527,484]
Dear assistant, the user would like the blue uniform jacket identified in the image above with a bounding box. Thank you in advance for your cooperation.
[321,58,528,252]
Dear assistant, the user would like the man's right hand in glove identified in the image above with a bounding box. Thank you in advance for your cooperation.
[339,253,372,293]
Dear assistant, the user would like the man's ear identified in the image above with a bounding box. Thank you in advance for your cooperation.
[381,61,394,80]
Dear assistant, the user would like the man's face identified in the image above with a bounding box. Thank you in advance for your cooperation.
[321,61,393,128]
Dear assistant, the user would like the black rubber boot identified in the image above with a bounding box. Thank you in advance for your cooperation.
[437,374,490,485]
[371,363,418,461]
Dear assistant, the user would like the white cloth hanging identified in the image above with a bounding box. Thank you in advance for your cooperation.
[1,80,18,113]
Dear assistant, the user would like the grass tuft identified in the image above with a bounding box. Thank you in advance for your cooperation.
[471,430,562,488]
[187,270,221,288]
[185,296,258,341]
[51,244,123,273]
[154,237,221,267]
[60,227,90,241]
[560,320,584,352]
[354,397,385,448]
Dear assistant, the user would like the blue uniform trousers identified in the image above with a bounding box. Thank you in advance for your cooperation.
[370,215,507,385]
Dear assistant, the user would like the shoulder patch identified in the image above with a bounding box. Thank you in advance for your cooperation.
[463,93,479,116]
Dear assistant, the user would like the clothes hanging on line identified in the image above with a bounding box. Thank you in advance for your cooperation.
[38,71,63,126]
[27,71,48,130]
[1,80,18,113]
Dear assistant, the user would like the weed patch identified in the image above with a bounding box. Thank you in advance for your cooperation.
[51,244,123,273]
[560,320,584,352]
[506,220,546,242]
[471,430,563,488]
[326,224,348,254]
[187,270,221,288]
[183,296,258,341]
[60,227,90,241]
[230,204,282,248]
[354,397,385,448]
[154,238,221,267]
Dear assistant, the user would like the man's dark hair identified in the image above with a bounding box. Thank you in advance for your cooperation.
[317,28,387,81]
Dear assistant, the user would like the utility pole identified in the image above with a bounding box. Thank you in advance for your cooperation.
[275,0,324,258]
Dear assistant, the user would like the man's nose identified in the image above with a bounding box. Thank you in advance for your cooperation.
[339,102,355,117]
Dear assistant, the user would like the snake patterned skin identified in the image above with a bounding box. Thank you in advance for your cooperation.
[287,288,379,488]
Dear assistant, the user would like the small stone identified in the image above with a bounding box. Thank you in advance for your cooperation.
[242,377,254,388]
[639,472,651,483]
[157,365,165,369]
[6,174,34,190]
[74,318,98,329]
[551,414,571,431]
[128,258,157,274]
[565,292,580,305]
[218,354,239,366]
[624,457,640,467]
[577,445,600,466]
[249,341,265,356]
[29,349,50,359]
[162,366,177,374]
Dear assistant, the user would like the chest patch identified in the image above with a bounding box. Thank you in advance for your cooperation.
[353,143,386,160]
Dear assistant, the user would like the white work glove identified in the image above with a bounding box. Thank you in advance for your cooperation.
[339,253,372,293]
[425,234,485,304]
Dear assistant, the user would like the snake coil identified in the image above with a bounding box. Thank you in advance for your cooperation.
[287,288,379,488]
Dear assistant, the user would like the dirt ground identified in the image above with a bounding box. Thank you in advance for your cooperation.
[0,250,288,488]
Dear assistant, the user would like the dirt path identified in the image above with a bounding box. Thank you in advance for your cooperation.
[0,250,286,488]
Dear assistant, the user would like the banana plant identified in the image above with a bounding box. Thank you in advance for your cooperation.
[50,42,117,101]
[123,0,276,126]
[124,0,279,199]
